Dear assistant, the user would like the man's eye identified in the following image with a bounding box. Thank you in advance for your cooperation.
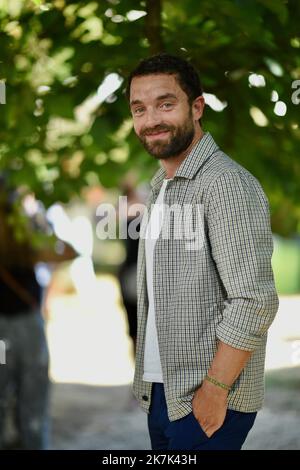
[161,102,173,109]
[133,108,144,115]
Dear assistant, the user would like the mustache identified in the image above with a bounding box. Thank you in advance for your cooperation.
[141,125,174,136]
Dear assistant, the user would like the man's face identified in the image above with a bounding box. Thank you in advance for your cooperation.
[129,74,200,159]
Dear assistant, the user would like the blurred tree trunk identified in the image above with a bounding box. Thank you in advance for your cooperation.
[145,0,164,54]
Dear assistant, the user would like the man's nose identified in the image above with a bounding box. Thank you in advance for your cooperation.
[143,108,161,129]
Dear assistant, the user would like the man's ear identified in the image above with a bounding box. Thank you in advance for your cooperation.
[193,96,205,122]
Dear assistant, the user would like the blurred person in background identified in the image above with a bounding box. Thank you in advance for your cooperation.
[117,175,147,361]
[0,176,77,449]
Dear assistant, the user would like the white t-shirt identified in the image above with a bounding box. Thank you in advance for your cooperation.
[143,178,172,383]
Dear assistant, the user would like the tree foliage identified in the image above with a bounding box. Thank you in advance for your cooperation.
[0,0,299,235]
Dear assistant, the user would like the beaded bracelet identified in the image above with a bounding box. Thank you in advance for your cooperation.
[205,374,231,392]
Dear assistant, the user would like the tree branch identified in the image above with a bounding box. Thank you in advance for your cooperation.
[145,0,164,54]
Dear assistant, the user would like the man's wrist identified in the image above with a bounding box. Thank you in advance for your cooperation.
[198,378,229,400]
[204,374,231,392]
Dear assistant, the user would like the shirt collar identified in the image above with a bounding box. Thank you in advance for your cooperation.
[150,132,219,190]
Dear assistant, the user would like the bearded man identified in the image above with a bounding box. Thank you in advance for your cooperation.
[126,53,278,450]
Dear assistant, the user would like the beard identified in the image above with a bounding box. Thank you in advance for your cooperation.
[137,111,195,160]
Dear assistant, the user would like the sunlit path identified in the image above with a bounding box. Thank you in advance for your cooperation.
[265,296,300,371]
[46,274,134,386]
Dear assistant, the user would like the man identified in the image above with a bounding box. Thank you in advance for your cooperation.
[126,53,279,450]
[0,179,77,449]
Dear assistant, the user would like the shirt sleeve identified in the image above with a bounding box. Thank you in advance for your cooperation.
[207,169,279,351]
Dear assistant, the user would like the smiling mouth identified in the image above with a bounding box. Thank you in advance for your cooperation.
[145,130,170,139]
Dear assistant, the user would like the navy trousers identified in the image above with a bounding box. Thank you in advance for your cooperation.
[147,383,257,450]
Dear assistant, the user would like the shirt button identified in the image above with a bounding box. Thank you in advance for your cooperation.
[142,395,148,401]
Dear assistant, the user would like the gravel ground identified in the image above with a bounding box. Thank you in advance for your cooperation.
[3,278,300,450]
[50,368,300,450]
[47,288,300,450]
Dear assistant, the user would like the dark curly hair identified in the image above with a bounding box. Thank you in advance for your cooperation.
[125,53,203,105]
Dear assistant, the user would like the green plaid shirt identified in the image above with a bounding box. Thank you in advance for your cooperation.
[133,132,279,421]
